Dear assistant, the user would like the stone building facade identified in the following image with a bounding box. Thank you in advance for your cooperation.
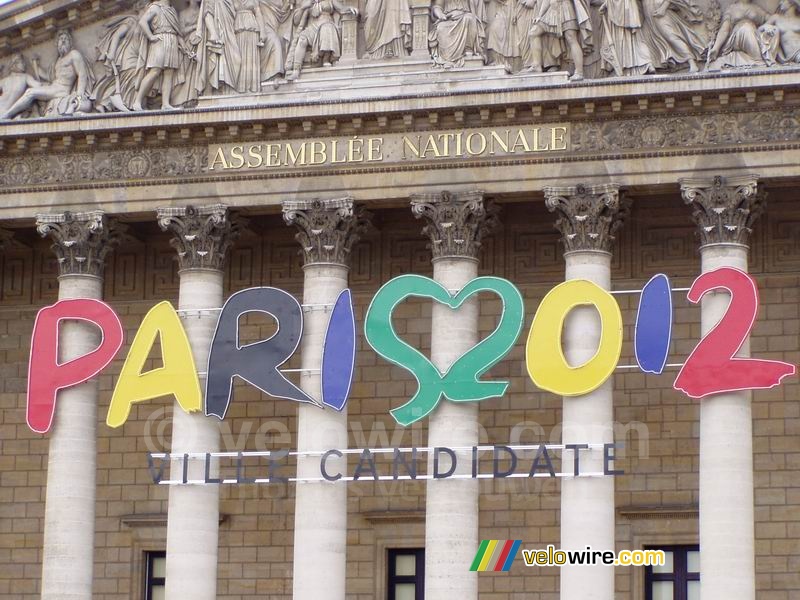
[0,1,798,600]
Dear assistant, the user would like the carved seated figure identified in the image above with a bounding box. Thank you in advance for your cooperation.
[0,54,40,118]
[285,0,358,80]
[706,0,770,69]
[2,30,94,120]
[764,0,800,64]
[428,0,487,68]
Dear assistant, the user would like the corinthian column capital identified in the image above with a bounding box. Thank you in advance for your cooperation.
[157,204,239,271]
[680,174,764,247]
[544,183,628,254]
[36,210,121,277]
[282,197,371,267]
[410,190,498,261]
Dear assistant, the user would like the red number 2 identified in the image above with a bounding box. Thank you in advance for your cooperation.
[674,267,796,399]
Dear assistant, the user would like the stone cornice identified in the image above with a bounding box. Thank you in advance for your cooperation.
[411,190,498,260]
[157,205,240,272]
[0,106,798,217]
[282,198,371,267]
[680,174,765,247]
[2,103,798,188]
[0,69,799,151]
[544,183,629,254]
[36,210,120,277]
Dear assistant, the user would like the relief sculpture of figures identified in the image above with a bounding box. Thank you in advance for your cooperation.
[172,0,203,105]
[0,54,40,118]
[515,0,540,69]
[529,0,594,79]
[134,0,192,111]
[233,0,266,92]
[761,0,800,65]
[258,0,294,82]
[428,0,487,68]
[1,30,94,120]
[285,0,358,80]
[642,0,707,72]
[487,0,520,71]
[92,0,149,112]
[190,0,242,97]
[363,0,413,59]
[706,0,769,69]
[4,0,800,121]
[597,0,656,76]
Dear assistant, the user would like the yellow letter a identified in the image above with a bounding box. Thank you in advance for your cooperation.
[107,301,202,428]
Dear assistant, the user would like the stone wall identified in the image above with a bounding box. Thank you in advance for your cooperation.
[0,192,798,599]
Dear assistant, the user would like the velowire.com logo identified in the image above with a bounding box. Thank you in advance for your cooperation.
[470,540,522,572]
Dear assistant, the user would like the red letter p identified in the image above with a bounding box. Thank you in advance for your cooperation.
[27,299,123,433]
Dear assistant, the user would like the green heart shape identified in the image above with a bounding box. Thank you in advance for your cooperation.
[364,274,525,426]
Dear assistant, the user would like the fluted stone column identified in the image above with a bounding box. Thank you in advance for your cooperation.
[681,175,763,600]
[411,191,498,600]
[283,198,370,600]
[544,184,628,600]
[157,205,238,600]
[36,211,120,600]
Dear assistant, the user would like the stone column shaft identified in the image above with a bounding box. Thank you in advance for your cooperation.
[283,198,369,600]
[412,191,497,600]
[158,205,238,600]
[682,175,763,600]
[36,211,119,600]
[545,184,627,600]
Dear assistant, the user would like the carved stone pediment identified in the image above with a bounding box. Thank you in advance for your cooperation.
[0,0,797,123]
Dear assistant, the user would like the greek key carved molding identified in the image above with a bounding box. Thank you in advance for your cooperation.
[411,190,499,261]
[680,174,764,247]
[282,197,372,267]
[36,210,121,277]
[544,183,629,254]
[157,204,240,271]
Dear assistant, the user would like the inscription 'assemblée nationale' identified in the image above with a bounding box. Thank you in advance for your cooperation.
[208,125,570,171]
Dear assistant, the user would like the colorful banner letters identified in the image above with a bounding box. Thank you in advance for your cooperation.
[25,267,798,433]
[525,279,623,397]
[27,299,123,434]
[205,287,316,420]
[364,275,525,426]
[107,301,201,428]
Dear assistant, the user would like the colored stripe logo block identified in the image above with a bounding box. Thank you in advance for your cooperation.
[470,540,522,572]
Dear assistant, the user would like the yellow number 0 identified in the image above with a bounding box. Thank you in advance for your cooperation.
[526,280,622,396]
